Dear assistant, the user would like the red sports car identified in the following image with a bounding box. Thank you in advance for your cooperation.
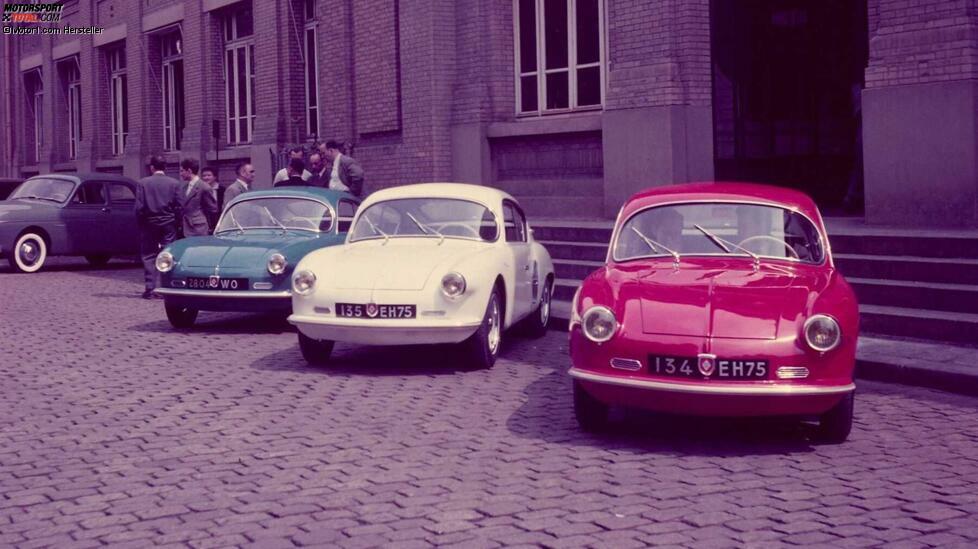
[569,183,858,442]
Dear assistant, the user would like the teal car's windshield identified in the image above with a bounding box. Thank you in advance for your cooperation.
[349,198,498,243]
[614,202,825,264]
[8,178,74,203]
[216,197,333,233]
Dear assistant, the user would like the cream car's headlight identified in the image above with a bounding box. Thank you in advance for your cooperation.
[156,250,174,273]
[441,272,466,298]
[582,306,617,343]
[293,270,316,295]
[804,314,841,352]
[267,253,287,275]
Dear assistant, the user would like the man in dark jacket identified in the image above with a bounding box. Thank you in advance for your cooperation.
[322,140,364,196]
[274,158,308,187]
[179,158,218,238]
[135,155,183,299]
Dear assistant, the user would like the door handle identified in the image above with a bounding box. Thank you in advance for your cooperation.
[523,264,530,271]
[101,207,111,213]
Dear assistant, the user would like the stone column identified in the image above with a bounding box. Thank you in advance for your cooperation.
[601,0,714,218]
[862,0,978,228]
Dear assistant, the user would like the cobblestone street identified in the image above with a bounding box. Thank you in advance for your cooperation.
[2,261,978,548]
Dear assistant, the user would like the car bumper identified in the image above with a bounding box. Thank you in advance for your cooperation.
[157,288,292,313]
[289,313,482,345]
[570,368,854,417]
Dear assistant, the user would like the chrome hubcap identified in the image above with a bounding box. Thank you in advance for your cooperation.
[19,241,39,265]
[487,297,501,354]
[540,286,551,325]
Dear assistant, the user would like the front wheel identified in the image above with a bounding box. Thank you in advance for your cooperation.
[522,278,553,338]
[298,332,334,365]
[573,380,610,432]
[85,254,112,267]
[164,301,198,329]
[9,232,47,273]
[463,287,503,369]
[817,391,854,443]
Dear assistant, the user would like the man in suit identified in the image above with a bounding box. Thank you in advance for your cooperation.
[135,155,184,299]
[322,139,364,196]
[274,158,308,187]
[223,162,254,207]
[272,147,311,185]
[179,158,217,238]
[306,152,328,187]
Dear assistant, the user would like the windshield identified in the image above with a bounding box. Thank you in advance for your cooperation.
[215,197,333,233]
[614,202,825,264]
[349,198,498,243]
[8,178,75,203]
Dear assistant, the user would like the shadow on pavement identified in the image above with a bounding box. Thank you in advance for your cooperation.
[130,312,296,335]
[507,371,822,456]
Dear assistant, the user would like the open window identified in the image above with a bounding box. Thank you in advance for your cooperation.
[337,199,358,233]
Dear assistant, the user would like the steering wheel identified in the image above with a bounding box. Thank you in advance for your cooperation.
[737,235,800,259]
[430,222,480,238]
[286,216,319,230]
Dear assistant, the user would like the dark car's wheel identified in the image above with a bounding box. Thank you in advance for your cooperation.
[298,332,334,365]
[463,286,503,369]
[164,301,198,329]
[85,254,111,267]
[9,232,47,273]
[522,277,553,338]
[574,380,610,432]
[817,391,854,443]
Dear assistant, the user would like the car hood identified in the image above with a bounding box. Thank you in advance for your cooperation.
[172,230,336,270]
[322,238,492,291]
[619,259,827,340]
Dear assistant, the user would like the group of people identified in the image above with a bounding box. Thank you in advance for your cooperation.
[134,141,364,299]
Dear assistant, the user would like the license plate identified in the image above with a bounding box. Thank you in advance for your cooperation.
[648,355,768,379]
[336,303,416,319]
[186,276,249,291]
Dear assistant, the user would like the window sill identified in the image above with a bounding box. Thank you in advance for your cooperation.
[96,159,124,168]
[206,146,253,161]
[488,111,603,138]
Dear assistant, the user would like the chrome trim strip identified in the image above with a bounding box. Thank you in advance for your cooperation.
[155,288,291,298]
[569,368,854,396]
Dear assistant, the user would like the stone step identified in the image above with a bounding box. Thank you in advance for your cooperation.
[835,254,978,285]
[493,178,604,198]
[518,196,604,218]
[531,222,613,244]
[829,233,978,259]
[539,241,608,262]
[848,277,978,315]
[554,259,603,281]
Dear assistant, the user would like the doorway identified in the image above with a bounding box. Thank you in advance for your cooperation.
[710,0,868,213]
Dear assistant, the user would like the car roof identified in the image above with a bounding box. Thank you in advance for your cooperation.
[228,187,357,204]
[26,172,137,184]
[620,182,824,227]
[363,183,516,207]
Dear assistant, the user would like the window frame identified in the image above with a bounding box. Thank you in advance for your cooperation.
[513,0,606,116]
[161,30,185,151]
[69,180,108,207]
[61,57,82,160]
[24,69,44,164]
[107,46,128,156]
[502,200,528,243]
[222,5,256,145]
[303,14,320,139]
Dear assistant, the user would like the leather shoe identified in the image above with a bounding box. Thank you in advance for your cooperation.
[141,290,155,299]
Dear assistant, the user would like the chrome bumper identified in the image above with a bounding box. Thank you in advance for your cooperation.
[569,368,855,396]
[155,288,291,298]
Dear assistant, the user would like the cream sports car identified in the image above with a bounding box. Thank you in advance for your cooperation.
[288,183,555,369]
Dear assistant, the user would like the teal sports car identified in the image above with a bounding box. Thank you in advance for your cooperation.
[155,187,359,328]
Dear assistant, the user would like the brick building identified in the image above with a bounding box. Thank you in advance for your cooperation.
[1,0,977,227]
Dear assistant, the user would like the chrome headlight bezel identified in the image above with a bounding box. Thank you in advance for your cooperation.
[267,253,287,275]
[803,314,841,352]
[293,270,316,295]
[441,272,466,299]
[582,306,618,343]
[156,250,174,273]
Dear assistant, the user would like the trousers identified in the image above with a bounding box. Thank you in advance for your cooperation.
[140,222,177,291]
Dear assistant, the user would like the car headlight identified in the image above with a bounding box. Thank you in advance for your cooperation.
[156,250,174,273]
[582,306,617,343]
[293,270,316,295]
[267,253,287,275]
[804,314,841,352]
[441,272,466,298]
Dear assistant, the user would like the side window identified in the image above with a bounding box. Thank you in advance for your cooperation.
[337,200,358,233]
[503,202,527,243]
[70,181,106,205]
[108,184,136,204]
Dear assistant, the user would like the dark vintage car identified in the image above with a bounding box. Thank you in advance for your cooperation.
[0,173,139,272]
[0,178,23,201]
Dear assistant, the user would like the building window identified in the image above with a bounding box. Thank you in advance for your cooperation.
[514,0,605,115]
[24,70,43,164]
[107,46,128,156]
[161,31,185,151]
[61,57,82,160]
[222,3,256,145]
[302,0,319,138]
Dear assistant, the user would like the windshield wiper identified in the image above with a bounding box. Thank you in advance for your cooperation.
[406,212,445,245]
[363,216,389,245]
[693,224,760,269]
[226,211,245,234]
[262,206,288,232]
[630,226,680,265]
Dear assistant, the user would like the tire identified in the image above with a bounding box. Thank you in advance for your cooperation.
[298,332,334,365]
[463,286,503,370]
[522,278,553,338]
[85,254,112,267]
[573,380,610,432]
[817,391,854,443]
[164,301,198,329]
[9,232,47,273]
